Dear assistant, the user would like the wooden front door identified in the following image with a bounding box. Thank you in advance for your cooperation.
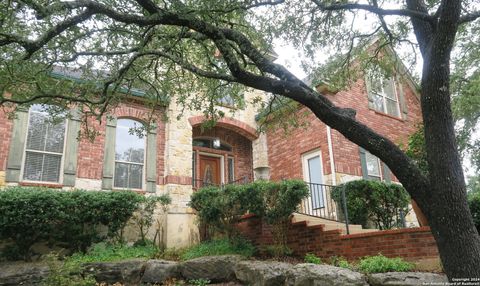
[199,155,221,187]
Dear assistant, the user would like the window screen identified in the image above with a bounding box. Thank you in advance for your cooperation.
[23,104,66,182]
[114,119,145,189]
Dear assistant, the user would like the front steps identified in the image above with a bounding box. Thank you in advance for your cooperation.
[292,213,378,235]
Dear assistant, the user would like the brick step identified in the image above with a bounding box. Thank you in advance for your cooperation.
[292,213,378,234]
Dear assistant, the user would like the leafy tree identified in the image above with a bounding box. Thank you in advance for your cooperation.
[1,0,480,279]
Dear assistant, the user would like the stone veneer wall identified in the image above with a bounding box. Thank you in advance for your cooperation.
[236,215,439,262]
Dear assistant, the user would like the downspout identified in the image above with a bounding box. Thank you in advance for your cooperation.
[327,126,337,186]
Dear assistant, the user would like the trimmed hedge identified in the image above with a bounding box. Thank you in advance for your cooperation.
[0,187,143,260]
[332,180,410,230]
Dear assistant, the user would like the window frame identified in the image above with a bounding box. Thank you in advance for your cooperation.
[227,156,235,183]
[368,73,401,118]
[20,105,69,184]
[112,118,147,191]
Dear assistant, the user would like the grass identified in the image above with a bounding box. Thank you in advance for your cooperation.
[357,254,414,273]
[67,242,159,264]
[180,238,256,261]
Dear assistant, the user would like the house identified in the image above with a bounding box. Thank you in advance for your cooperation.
[0,51,423,247]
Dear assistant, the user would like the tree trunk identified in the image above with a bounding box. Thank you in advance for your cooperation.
[420,45,480,279]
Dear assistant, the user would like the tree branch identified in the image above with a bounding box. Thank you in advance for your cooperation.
[312,0,435,23]
[459,10,480,24]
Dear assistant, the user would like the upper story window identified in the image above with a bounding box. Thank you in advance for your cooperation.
[367,71,400,117]
[114,119,145,189]
[23,104,66,183]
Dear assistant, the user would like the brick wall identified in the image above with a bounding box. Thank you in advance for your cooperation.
[0,109,14,172]
[267,76,422,181]
[193,126,253,182]
[236,215,439,261]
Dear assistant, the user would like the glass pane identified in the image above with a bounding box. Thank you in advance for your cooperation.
[383,79,397,100]
[23,152,61,182]
[129,164,143,189]
[310,183,324,209]
[23,152,44,181]
[307,156,323,184]
[45,121,66,153]
[372,93,385,113]
[42,154,62,182]
[366,152,381,177]
[370,76,383,94]
[114,162,128,188]
[228,158,234,183]
[26,112,48,151]
[386,98,400,117]
[115,119,145,163]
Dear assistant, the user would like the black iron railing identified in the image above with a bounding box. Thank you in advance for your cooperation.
[298,182,351,234]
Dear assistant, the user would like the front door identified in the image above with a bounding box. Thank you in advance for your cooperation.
[199,155,221,187]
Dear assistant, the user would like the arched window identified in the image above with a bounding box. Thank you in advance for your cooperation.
[114,119,146,189]
[23,104,66,182]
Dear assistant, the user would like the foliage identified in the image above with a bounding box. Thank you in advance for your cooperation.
[304,253,322,264]
[468,192,480,233]
[332,180,410,230]
[189,180,308,253]
[180,237,255,261]
[357,254,414,273]
[68,242,159,264]
[130,194,171,246]
[405,124,429,175]
[42,254,96,286]
[329,256,351,269]
[0,187,143,260]
[188,278,211,286]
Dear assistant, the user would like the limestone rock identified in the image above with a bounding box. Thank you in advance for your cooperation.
[141,259,180,284]
[367,272,448,285]
[83,259,147,286]
[180,255,244,282]
[285,263,368,286]
[0,263,49,286]
[235,260,290,286]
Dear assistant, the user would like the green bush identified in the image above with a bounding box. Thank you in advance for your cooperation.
[468,192,480,232]
[0,187,143,260]
[190,179,309,250]
[329,256,351,269]
[331,180,410,230]
[180,238,256,260]
[357,254,414,273]
[304,253,322,264]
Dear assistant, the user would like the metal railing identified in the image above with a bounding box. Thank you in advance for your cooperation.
[298,182,351,234]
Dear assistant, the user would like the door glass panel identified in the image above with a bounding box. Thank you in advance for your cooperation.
[307,155,324,208]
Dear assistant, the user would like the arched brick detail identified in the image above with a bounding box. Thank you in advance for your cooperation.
[188,116,258,141]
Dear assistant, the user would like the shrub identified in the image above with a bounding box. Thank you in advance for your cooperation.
[180,237,256,260]
[304,253,322,264]
[0,187,143,260]
[68,242,159,263]
[331,180,410,230]
[357,254,414,273]
[329,256,351,269]
[190,180,308,252]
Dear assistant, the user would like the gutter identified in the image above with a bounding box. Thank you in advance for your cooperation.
[327,126,337,185]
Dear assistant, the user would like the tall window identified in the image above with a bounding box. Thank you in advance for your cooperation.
[23,105,66,182]
[365,151,382,181]
[114,119,145,189]
[367,72,400,117]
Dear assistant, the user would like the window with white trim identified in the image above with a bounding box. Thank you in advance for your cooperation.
[23,104,66,182]
[367,71,400,117]
[365,151,382,181]
[114,119,146,189]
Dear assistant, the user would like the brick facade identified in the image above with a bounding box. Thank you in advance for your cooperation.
[267,75,422,182]
[237,215,439,261]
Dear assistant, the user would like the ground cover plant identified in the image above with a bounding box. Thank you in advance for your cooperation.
[180,237,256,261]
[357,254,414,273]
